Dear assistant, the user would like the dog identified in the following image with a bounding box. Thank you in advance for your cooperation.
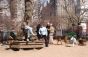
[78,38,86,46]
[70,36,77,47]
[54,36,68,45]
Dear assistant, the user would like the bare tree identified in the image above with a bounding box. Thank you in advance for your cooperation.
[32,0,42,24]
[61,0,88,38]
[62,0,88,26]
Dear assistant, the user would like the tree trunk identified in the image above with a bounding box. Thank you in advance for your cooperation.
[10,0,25,32]
[25,0,34,25]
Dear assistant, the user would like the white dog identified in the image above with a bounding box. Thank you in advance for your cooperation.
[70,36,77,47]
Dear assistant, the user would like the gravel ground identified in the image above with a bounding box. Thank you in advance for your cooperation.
[0,41,88,57]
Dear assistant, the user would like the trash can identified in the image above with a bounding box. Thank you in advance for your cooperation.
[1,31,10,44]
[0,31,2,42]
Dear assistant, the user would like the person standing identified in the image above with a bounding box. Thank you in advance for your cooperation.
[49,24,55,44]
[46,22,50,44]
[36,24,41,40]
[39,25,48,47]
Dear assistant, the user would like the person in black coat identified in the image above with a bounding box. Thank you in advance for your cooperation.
[36,24,41,40]
[46,23,50,44]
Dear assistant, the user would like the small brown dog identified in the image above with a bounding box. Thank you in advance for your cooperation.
[78,38,86,46]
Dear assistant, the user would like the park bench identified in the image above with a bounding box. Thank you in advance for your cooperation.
[9,36,44,51]
[9,40,44,50]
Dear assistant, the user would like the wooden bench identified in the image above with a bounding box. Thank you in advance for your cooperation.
[9,40,44,51]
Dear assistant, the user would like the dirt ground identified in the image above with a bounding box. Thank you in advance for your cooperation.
[0,41,88,57]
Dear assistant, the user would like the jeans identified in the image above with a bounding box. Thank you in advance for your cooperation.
[41,35,48,47]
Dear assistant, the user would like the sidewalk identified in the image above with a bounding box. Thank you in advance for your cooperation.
[0,41,88,57]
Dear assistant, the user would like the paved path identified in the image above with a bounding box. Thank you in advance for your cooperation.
[0,41,88,57]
